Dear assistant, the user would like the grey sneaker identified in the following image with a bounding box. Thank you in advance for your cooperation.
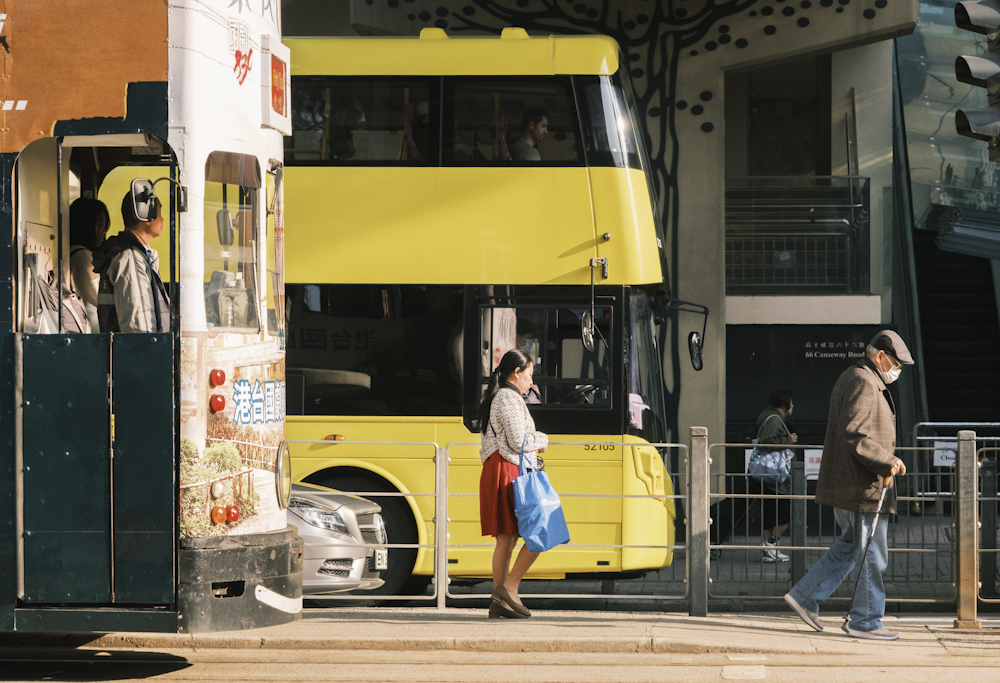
[841,623,899,640]
[784,593,823,632]
[762,538,789,562]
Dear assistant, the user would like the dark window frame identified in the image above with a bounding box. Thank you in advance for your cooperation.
[462,284,625,435]
[283,283,464,417]
[442,75,586,167]
[284,75,443,167]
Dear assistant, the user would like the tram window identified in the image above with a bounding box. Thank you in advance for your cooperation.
[574,74,642,170]
[284,284,464,417]
[286,78,434,165]
[443,78,582,165]
[265,169,284,337]
[480,306,611,408]
[204,152,261,332]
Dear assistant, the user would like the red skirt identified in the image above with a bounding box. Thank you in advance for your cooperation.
[480,451,519,537]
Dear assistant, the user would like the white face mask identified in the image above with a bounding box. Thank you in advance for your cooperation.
[877,356,902,385]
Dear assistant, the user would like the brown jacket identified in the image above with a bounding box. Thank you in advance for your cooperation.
[815,359,898,514]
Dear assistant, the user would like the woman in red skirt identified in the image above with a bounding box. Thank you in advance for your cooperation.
[479,349,548,619]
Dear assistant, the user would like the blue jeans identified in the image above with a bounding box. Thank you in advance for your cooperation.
[788,507,888,632]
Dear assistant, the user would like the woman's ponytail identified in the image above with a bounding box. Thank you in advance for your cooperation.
[477,349,533,434]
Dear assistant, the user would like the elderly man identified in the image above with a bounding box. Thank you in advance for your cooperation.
[784,330,912,640]
[93,186,171,333]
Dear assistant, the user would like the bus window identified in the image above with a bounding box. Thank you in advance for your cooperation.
[444,78,582,165]
[286,78,434,165]
[204,151,261,332]
[481,305,612,407]
[574,74,642,170]
[285,283,464,416]
[628,290,666,444]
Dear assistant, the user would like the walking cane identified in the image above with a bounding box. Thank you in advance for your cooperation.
[844,475,892,629]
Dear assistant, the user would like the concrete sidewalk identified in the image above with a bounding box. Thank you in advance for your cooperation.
[11,609,1000,656]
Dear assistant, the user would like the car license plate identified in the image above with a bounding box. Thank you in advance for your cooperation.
[374,548,388,571]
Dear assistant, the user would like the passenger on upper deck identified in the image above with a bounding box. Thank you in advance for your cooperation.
[92,187,171,333]
[510,108,548,161]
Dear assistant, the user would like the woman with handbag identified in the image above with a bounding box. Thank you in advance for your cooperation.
[478,349,548,619]
[752,389,798,562]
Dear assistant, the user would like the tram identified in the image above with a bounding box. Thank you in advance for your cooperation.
[1,1,299,633]
[282,29,677,595]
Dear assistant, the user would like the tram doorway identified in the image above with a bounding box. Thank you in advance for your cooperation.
[13,135,178,607]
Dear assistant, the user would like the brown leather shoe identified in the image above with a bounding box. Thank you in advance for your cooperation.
[489,598,529,619]
[493,585,531,617]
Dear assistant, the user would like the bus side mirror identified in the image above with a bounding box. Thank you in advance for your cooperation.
[688,331,703,371]
[216,209,234,246]
[131,178,158,222]
[581,310,594,352]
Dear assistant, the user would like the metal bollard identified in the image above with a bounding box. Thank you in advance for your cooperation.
[688,427,709,617]
[980,459,997,600]
[954,430,981,629]
[435,445,449,610]
[791,461,806,585]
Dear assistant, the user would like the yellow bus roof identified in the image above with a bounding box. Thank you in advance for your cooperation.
[285,28,620,77]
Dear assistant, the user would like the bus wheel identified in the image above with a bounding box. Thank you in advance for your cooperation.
[320,475,418,597]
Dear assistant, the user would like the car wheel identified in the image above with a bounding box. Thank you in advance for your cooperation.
[320,475,419,597]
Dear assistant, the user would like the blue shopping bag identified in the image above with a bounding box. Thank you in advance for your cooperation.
[512,438,570,553]
[748,445,794,485]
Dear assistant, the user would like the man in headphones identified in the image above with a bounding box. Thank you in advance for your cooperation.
[92,184,171,333]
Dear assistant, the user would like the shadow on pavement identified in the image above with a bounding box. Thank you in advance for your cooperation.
[0,648,190,681]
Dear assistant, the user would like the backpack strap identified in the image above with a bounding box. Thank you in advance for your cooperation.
[756,413,790,440]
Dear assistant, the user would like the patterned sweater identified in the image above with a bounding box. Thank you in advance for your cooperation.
[479,387,548,468]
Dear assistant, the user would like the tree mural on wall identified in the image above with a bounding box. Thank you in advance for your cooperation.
[364,0,887,436]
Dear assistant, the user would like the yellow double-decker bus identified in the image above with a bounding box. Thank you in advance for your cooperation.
[284,28,676,595]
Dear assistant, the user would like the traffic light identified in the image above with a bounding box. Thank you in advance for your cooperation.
[955,0,1000,161]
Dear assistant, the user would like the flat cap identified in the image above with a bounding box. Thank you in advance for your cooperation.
[869,329,914,365]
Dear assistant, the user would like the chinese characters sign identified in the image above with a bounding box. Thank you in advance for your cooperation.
[271,55,285,115]
[803,340,867,360]
[229,20,253,85]
[231,379,285,425]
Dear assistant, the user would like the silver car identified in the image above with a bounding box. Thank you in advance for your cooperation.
[287,483,388,594]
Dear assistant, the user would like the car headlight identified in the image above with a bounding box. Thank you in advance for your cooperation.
[289,499,350,535]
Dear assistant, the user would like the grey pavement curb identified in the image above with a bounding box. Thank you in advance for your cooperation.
[0,631,911,655]
[6,633,796,655]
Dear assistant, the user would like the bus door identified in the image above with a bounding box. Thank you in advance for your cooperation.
[14,135,177,606]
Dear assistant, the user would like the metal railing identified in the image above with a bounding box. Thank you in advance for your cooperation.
[701,444,956,604]
[978,449,1000,604]
[725,176,870,294]
[285,439,442,604]
[288,429,989,626]
[441,441,689,604]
